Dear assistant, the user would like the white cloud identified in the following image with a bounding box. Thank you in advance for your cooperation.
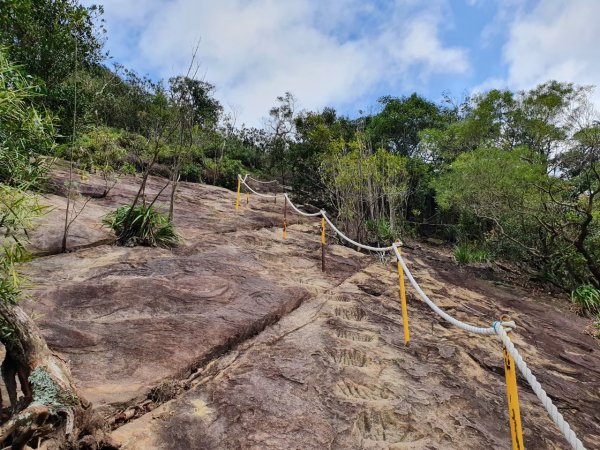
[504,0,600,90]
[88,0,470,127]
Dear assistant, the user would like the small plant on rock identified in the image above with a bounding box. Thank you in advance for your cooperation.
[571,284,600,316]
[453,243,493,264]
[103,204,180,247]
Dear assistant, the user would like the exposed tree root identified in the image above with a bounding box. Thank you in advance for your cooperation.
[0,303,117,449]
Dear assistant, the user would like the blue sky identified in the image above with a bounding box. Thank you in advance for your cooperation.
[87,0,600,127]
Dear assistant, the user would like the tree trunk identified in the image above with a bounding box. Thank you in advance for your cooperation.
[169,167,180,223]
[0,302,115,449]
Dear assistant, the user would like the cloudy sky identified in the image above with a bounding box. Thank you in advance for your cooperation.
[87,0,600,127]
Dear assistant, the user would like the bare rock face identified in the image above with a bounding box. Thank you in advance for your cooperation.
[19,170,600,449]
[112,257,600,450]
[23,170,367,412]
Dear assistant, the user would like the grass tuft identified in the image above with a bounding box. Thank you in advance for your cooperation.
[453,243,493,264]
[571,284,600,316]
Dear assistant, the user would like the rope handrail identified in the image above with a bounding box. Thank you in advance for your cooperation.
[322,212,397,252]
[495,323,586,450]
[239,175,279,199]
[282,191,399,251]
[392,244,512,335]
[283,194,322,217]
[236,173,587,450]
[247,175,279,184]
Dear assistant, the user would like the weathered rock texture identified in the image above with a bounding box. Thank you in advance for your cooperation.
[17,170,600,449]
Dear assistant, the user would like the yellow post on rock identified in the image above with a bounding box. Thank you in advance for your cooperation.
[502,315,525,450]
[396,249,410,346]
[235,176,241,210]
[321,216,326,272]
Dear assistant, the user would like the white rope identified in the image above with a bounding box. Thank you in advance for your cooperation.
[235,174,587,449]
[323,213,396,252]
[392,244,512,335]
[239,176,280,199]
[247,175,279,184]
[284,194,323,217]
[494,324,586,450]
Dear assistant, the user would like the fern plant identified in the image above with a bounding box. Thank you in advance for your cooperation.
[571,284,600,315]
[103,204,180,247]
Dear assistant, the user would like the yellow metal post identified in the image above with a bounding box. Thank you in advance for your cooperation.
[502,315,524,450]
[396,249,410,346]
[321,216,326,272]
[235,176,241,210]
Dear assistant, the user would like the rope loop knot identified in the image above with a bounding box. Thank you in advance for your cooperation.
[493,320,517,333]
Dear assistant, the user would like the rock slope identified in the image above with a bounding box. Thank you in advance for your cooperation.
[18,171,600,449]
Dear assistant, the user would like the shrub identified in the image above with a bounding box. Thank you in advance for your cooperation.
[203,156,245,189]
[571,284,600,316]
[56,126,147,173]
[0,48,55,187]
[453,243,493,264]
[103,205,180,247]
[365,218,396,246]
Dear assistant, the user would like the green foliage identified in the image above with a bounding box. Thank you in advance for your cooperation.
[0,0,106,135]
[203,156,245,189]
[0,186,44,305]
[0,0,104,87]
[571,284,600,316]
[0,48,55,186]
[453,243,493,264]
[434,146,544,212]
[0,50,50,307]
[368,93,455,157]
[56,126,146,172]
[0,317,15,342]
[103,205,180,247]
[320,133,409,240]
[365,218,396,246]
[168,76,222,128]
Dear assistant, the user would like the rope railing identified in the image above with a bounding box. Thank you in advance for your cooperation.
[234,174,587,450]
[247,175,279,184]
[392,244,512,335]
[283,194,322,217]
[239,176,279,198]
[494,323,586,450]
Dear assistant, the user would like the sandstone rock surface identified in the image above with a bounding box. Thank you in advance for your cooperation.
[17,171,600,449]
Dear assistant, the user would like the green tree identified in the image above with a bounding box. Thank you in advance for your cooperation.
[0,0,104,87]
[0,0,105,136]
[368,93,454,157]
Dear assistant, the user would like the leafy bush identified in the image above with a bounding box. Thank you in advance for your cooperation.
[453,243,493,264]
[0,48,55,187]
[365,218,396,246]
[180,162,202,183]
[0,186,44,305]
[571,284,600,316]
[103,205,180,247]
[203,156,245,189]
[56,126,147,173]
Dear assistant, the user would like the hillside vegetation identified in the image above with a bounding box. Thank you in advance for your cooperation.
[0,1,599,448]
